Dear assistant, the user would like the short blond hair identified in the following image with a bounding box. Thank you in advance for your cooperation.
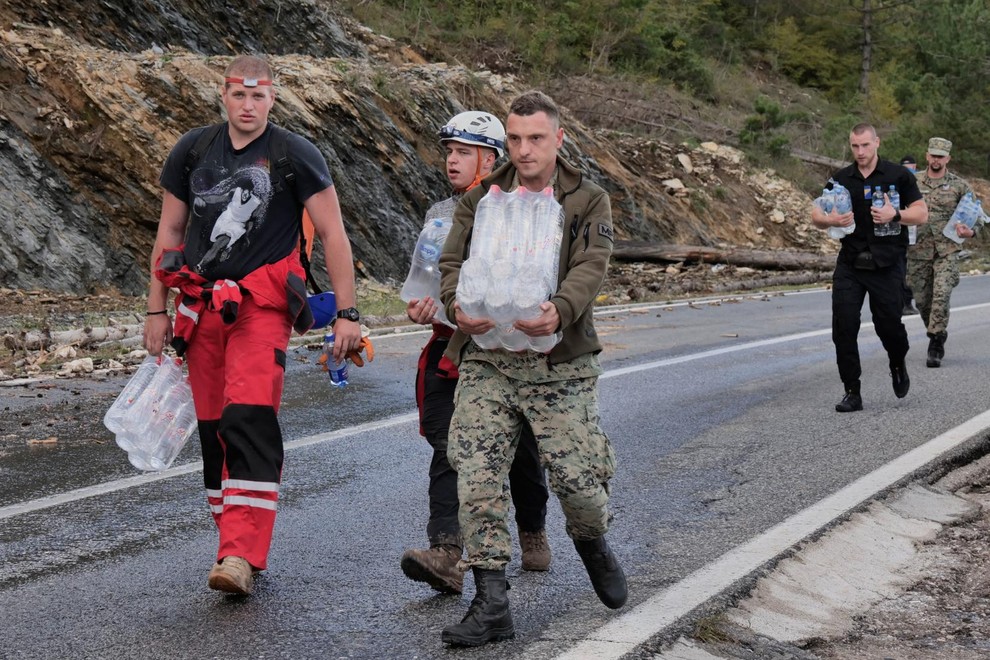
[224,55,274,87]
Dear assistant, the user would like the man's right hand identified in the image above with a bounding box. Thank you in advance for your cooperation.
[453,302,495,335]
[406,297,438,325]
[143,314,173,356]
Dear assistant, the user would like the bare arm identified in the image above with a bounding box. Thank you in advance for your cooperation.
[810,204,854,230]
[142,191,188,355]
[870,196,927,226]
[305,185,361,356]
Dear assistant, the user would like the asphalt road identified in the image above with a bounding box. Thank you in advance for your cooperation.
[2,276,990,659]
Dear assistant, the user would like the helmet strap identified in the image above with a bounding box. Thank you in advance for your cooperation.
[453,146,486,193]
[466,146,485,191]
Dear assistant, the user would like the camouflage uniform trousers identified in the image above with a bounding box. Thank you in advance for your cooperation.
[907,252,959,339]
[448,358,615,570]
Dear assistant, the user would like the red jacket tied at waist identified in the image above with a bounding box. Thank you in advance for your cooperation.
[155,246,314,356]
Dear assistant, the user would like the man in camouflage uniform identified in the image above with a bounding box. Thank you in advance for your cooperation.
[437,90,626,648]
[908,137,977,367]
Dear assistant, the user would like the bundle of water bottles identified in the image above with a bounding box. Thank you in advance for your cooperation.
[943,191,987,244]
[814,179,855,239]
[103,355,196,471]
[456,185,564,353]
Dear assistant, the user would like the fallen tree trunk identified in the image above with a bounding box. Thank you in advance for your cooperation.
[611,241,835,271]
[3,324,144,351]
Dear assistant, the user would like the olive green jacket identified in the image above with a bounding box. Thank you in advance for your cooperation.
[439,156,614,365]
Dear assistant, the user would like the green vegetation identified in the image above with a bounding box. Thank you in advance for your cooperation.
[339,0,990,180]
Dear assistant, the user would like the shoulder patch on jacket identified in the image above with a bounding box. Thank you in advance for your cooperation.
[598,224,614,241]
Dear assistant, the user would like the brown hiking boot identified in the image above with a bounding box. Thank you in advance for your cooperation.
[208,556,253,595]
[400,544,463,594]
[519,528,551,571]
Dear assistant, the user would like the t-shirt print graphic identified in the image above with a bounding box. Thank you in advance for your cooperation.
[195,165,272,274]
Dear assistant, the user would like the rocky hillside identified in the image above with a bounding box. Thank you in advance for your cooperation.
[0,0,829,296]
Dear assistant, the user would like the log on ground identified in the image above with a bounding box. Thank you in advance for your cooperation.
[612,241,835,271]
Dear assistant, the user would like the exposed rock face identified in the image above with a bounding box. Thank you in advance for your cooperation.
[0,1,829,295]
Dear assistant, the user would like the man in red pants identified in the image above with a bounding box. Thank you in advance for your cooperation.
[143,55,361,595]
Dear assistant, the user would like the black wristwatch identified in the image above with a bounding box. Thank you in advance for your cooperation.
[893,210,902,222]
[335,307,360,323]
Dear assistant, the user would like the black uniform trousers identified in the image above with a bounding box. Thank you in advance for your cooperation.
[831,257,910,389]
[420,337,549,547]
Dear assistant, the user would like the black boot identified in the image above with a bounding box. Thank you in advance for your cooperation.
[927,335,945,368]
[890,360,910,398]
[574,536,628,609]
[835,389,862,412]
[441,568,514,647]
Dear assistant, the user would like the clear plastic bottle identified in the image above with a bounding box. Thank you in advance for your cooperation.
[887,184,900,211]
[456,257,490,320]
[833,183,853,215]
[511,273,561,353]
[139,379,196,471]
[826,181,855,239]
[118,357,184,452]
[323,333,349,388]
[874,185,900,236]
[104,355,159,440]
[401,217,450,303]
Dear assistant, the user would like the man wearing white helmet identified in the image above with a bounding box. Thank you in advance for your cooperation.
[399,110,551,596]
[439,91,624,647]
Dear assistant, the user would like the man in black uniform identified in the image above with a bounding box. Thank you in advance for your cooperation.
[811,123,928,412]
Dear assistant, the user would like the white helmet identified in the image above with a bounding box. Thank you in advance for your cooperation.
[439,110,505,159]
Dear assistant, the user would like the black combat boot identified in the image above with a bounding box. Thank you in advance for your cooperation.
[890,360,910,398]
[926,334,945,368]
[835,381,862,412]
[441,568,514,647]
[574,536,628,609]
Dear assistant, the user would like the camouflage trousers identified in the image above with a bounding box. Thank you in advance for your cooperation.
[907,253,959,338]
[448,359,615,570]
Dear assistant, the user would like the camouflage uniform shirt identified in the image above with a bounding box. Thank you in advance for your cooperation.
[910,169,973,260]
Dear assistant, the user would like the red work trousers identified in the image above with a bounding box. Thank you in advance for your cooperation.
[185,294,291,570]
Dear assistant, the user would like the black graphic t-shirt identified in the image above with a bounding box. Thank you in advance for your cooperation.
[159,123,333,281]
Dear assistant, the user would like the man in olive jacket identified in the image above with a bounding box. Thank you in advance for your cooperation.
[437,90,626,648]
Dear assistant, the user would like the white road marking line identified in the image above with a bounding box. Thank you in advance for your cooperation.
[549,411,990,660]
[0,413,418,520]
[3,299,989,533]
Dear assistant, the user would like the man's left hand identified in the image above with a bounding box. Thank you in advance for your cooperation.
[330,318,362,359]
[956,224,976,239]
[514,302,560,337]
[870,195,898,224]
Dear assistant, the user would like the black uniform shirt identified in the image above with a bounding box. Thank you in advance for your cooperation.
[828,158,923,267]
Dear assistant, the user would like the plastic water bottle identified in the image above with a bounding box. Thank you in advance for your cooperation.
[139,379,196,470]
[118,357,184,450]
[888,185,900,211]
[116,357,189,469]
[825,182,855,239]
[455,257,490,320]
[833,184,852,215]
[873,185,897,237]
[104,355,159,439]
[815,188,834,214]
[323,333,348,388]
[400,217,449,302]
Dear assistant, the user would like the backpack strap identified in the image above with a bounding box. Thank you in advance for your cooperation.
[268,124,322,294]
[183,123,225,181]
